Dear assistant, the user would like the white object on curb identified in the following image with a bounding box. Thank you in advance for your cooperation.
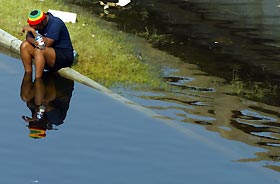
[48,9,77,23]
[116,0,131,7]
[99,0,131,9]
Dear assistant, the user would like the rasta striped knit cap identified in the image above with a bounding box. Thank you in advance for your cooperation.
[29,127,46,139]
[27,9,46,25]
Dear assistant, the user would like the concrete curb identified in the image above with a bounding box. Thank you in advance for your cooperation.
[0,29,22,54]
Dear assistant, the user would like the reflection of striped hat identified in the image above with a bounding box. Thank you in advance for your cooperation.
[27,9,46,25]
[29,127,46,139]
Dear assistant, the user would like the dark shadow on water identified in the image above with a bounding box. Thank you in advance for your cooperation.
[20,71,74,139]
[65,0,280,106]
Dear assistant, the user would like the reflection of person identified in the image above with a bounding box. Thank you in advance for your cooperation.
[20,9,74,78]
[20,71,74,139]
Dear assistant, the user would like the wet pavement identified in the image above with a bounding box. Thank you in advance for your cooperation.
[1,47,280,183]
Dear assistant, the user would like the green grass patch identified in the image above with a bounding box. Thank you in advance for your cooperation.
[230,64,279,103]
[0,0,163,87]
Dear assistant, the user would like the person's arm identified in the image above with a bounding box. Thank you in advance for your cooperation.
[22,25,54,47]
[22,25,36,37]
[43,36,54,47]
[22,25,37,46]
[26,34,38,47]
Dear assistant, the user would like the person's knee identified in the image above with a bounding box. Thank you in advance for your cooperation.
[20,40,31,51]
[20,40,27,47]
[20,94,31,102]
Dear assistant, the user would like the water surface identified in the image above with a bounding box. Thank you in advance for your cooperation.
[64,0,280,173]
[1,48,280,183]
[73,0,280,105]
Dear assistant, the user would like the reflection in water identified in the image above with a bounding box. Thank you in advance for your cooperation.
[60,0,280,172]
[116,62,280,172]
[74,0,280,105]
[20,71,74,139]
[87,0,280,172]
[231,107,280,171]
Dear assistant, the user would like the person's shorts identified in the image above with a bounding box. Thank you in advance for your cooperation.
[46,48,74,71]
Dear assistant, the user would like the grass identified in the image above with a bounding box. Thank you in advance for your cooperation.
[0,0,163,87]
[230,64,278,103]
[137,27,169,46]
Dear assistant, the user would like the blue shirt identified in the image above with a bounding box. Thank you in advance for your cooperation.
[41,13,73,50]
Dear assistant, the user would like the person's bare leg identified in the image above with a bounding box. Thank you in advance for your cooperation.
[34,77,45,106]
[44,47,56,68]
[20,41,35,73]
[34,49,46,78]
[21,40,56,78]
[20,72,34,102]
[34,47,56,78]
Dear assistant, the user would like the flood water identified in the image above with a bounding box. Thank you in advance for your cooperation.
[66,0,280,174]
[1,46,280,183]
[73,0,280,105]
[1,0,280,183]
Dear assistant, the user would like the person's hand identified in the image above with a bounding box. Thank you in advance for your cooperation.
[22,25,36,37]
[22,115,37,122]
[33,40,39,48]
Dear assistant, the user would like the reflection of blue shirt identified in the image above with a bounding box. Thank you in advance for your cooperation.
[46,97,71,126]
[27,72,74,129]
[41,13,73,50]
[47,73,74,126]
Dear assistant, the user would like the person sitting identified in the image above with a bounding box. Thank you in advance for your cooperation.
[20,9,74,78]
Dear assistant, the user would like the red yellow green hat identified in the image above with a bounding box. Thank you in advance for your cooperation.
[27,9,46,26]
[29,127,46,139]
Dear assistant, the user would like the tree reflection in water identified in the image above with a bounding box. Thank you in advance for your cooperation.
[20,71,74,139]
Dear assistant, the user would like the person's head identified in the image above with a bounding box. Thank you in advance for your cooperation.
[27,9,47,30]
[22,115,50,139]
[28,127,46,139]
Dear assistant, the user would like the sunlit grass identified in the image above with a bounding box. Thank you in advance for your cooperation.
[0,0,163,87]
